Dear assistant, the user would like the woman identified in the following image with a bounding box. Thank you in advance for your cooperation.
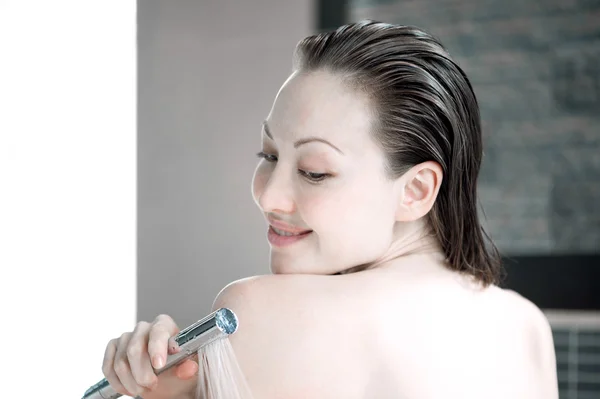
[102,20,559,398]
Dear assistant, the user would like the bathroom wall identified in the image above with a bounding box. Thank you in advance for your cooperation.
[137,0,314,327]
[349,0,600,255]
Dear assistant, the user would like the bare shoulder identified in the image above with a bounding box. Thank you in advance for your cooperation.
[497,288,559,397]
[212,274,353,328]
[211,274,326,348]
[213,273,330,308]
[500,288,555,344]
[490,288,558,376]
[211,274,372,399]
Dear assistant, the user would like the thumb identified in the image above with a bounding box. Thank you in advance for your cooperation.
[175,358,199,380]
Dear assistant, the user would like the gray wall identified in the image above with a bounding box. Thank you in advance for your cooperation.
[350,0,600,255]
[138,1,314,326]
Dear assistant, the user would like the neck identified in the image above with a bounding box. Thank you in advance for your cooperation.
[339,219,446,274]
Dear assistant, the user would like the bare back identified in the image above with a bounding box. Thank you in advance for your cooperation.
[214,259,558,399]
[360,261,558,398]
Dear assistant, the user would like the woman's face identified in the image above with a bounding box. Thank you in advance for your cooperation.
[252,70,400,275]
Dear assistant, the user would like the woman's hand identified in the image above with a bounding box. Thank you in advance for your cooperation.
[102,314,199,399]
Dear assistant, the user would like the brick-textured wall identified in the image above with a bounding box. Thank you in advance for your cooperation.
[350,0,600,255]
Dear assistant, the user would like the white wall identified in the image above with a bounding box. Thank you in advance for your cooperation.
[0,1,136,397]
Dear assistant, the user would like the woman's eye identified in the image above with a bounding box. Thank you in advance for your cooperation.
[297,170,330,182]
[256,151,277,162]
[257,151,329,183]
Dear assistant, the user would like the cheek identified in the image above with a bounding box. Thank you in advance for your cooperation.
[303,182,395,251]
[298,185,367,230]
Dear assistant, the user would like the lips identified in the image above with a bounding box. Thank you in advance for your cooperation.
[267,217,312,235]
[267,225,313,247]
[265,216,313,247]
[271,226,312,236]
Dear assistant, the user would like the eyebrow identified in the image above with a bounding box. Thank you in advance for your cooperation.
[262,120,344,155]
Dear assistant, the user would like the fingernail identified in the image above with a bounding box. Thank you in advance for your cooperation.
[169,340,180,352]
[153,355,164,369]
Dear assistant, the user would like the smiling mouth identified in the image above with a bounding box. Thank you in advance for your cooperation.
[271,226,313,236]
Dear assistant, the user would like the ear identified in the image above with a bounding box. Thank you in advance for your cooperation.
[394,161,443,222]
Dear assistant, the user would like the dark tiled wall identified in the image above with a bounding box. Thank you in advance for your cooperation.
[553,327,600,398]
[349,0,600,255]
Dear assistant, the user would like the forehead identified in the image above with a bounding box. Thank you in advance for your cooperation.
[266,70,374,150]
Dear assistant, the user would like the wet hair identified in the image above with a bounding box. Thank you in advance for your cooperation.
[293,20,502,286]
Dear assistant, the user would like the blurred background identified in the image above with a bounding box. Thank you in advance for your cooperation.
[1,1,598,398]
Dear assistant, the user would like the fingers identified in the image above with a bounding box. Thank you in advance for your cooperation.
[128,321,158,391]
[102,314,192,398]
[148,314,180,369]
[102,336,134,397]
[113,331,146,397]
[176,359,199,380]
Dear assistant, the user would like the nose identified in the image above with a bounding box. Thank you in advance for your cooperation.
[256,166,296,215]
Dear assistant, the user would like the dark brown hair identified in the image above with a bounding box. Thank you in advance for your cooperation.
[293,20,502,286]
